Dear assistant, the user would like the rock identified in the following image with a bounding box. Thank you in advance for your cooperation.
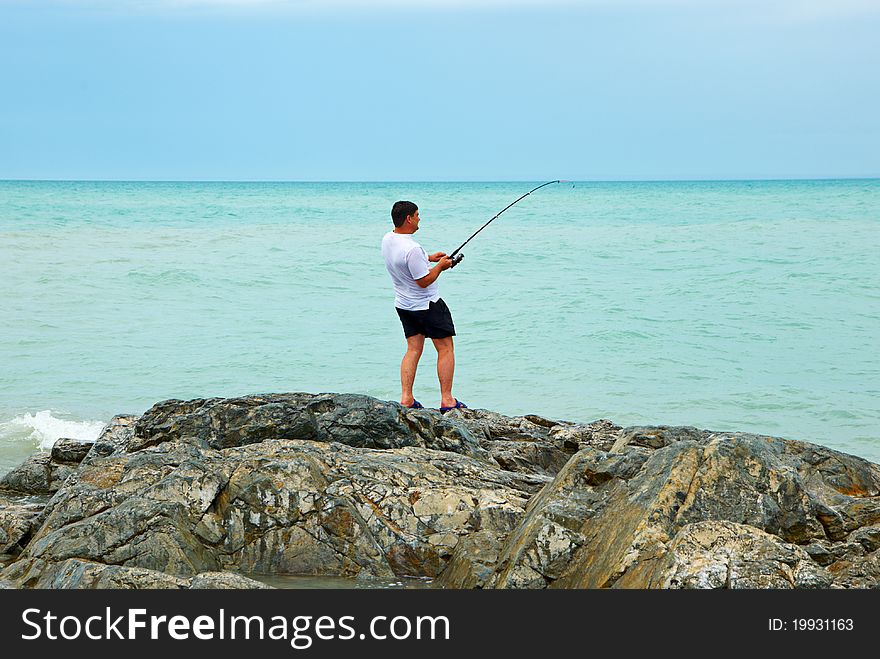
[3,394,880,590]
[2,437,96,496]
[610,425,713,452]
[483,440,572,476]
[489,447,651,589]
[2,437,547,588]
[849,525,880,553]
[189,571,274,589]
[433,530,503,589]
[466,429,880,589]
[29,558,272,589]
[0,455,51,494]
[0,497,45,554]
[549,419,622,451]
[452,409,620,476]
[0,454,79,495]
[129,393,489,460]
[640,520,833,589]
[826,552,880,588]
[82,415,139,463]
[50,438,94,464]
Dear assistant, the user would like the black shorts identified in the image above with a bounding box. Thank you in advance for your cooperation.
[396,298,456,339]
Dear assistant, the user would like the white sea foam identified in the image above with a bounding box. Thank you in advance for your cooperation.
[6,411,105,451]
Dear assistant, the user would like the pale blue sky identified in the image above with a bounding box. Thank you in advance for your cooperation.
[1,0,877,180]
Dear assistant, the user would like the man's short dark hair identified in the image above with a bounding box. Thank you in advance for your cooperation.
[391,201,418,228]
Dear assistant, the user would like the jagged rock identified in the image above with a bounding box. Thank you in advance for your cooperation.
[2,394,880,590]
[2,437,95,496]
[549,419,622,451]
[0,454,79,495]
[129,393,489,461]
[467,429,880,589]
[50,438,94,464]
[483,441,572,476]
[433,530,503,589]
[826,553,880,588]
[640,520,834,588]
[2,438,546,588]
[1,455,50,494]
[30,558,272,589]
[452,409,620,476]
[849,525,880,553]
[611,425,713,451]
[0,497,45,554]
[452,409,564,443]
[82,415,139,463]
[803,539,866,568]
[489,447,651,589]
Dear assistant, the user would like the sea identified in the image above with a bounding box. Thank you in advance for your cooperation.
[1,179,878,476]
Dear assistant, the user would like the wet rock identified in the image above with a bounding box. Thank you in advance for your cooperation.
[0,454,79,495]
[2,437,97,496]
[51,438,94,464]
[0,455,51,494]
[82,415,139,463]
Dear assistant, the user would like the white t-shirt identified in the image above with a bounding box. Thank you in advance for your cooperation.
[381,231,440,311]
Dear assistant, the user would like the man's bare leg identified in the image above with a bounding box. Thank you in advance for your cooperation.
[431,336,456,408]
[400,334,425,406]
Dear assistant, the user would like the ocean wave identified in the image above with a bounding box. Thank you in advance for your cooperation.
[2,411,106,451]
[125,268,202,284]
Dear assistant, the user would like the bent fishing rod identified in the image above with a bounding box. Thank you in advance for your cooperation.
[447,180,561,267]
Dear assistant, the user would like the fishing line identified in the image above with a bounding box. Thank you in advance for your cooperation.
[448,180,562,267]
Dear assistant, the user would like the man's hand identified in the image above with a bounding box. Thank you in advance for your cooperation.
[428,252,447,263]
[437,256,454,271]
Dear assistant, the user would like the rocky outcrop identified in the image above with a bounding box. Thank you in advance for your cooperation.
[128,394,488,460]
[1,393,879,589]
[2,433,544,588]
[449,409,620,477]
[471,428,880,589]
[0,438,96,495]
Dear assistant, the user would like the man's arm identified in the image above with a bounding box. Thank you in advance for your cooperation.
[415,256,454,288]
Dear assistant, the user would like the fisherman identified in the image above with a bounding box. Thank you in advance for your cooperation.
[381,201,467,412]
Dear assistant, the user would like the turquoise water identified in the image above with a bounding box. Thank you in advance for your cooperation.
[1,180,878,473]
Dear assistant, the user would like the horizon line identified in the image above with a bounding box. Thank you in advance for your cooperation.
[1,176,879,184]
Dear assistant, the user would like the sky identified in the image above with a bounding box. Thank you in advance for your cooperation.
[0,0,878,181]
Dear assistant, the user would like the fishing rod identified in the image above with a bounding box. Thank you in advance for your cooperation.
[447,180,561,267]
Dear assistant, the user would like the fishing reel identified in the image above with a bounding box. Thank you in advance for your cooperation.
[449,253,464,268]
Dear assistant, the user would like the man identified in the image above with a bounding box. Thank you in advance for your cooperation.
[381,200,466,412]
